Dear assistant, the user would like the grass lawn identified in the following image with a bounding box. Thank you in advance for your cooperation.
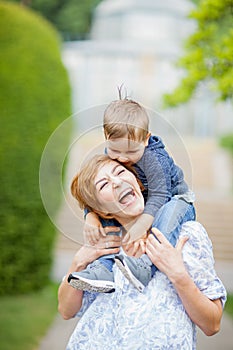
[225,294,233,318]
[0,282,58,350]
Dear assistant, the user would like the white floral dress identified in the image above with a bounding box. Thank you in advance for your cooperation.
[66,222,227,350]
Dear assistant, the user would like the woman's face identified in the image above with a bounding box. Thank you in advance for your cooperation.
[94,160,144,224]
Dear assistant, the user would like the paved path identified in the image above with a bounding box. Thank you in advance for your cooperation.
[38,311,233,350]
[39,311,233,350]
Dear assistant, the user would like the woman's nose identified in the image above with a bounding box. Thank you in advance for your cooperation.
[112,176,122,187]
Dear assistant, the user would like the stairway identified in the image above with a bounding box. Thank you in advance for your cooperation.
[196,199,233,261]
[181,138,233,262]
[55,137,233,263]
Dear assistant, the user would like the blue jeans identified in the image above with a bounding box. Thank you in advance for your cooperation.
[153,197,196,245]
[98,197,195,272]
[141,197,196,274]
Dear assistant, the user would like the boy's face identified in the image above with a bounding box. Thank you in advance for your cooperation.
[106,135,150,165]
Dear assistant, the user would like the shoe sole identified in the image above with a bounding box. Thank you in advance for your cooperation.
[68,275,115,293]
[115,258,145,292]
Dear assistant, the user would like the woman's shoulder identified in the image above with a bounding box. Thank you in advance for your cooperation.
[180,221,210,239]
[180,221,214,257]
[180,221,227,304]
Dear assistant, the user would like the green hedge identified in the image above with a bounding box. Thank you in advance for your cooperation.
[0,2,71,294]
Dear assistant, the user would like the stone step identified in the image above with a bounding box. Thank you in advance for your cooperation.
[55,137,233,262]
[195,199,233,262]
[56,205,233,263]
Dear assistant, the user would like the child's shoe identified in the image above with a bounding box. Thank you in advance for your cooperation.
[68,260,115,293]
[114,255,152,292]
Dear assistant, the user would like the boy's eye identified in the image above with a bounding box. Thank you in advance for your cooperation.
[108,149,118,154]
[127,150,137,154]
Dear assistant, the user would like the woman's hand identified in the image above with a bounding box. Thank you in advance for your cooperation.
[146,227,189,282]
[146,228,223,336]
[58,229,121,320]
[74,227,121,270]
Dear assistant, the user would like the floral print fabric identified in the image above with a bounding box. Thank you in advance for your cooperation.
[66,222,227,350]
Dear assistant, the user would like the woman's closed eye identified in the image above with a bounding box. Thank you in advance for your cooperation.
[117,169,125,175]
[99,181,108,190]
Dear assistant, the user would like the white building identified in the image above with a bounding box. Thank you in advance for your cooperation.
[62,0,233,137]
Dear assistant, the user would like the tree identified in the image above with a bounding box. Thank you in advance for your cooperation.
[163,0,233,107]
[8,0,102,40]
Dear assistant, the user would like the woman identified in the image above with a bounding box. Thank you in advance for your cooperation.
[58,154,226,350]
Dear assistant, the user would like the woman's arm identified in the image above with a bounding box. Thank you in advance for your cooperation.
[146,228,223,336]
[58,232,121,320]
[58,249,87,320]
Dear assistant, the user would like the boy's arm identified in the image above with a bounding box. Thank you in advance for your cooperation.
[122,151,170,243]
[123,150,173,243]
[122,213,154,243]
[84,211,106,244]
[138,150,172,217]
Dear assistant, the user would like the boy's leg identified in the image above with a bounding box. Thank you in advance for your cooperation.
[115,254,153,292]
[68,259,115,293]
[153,197,195,247]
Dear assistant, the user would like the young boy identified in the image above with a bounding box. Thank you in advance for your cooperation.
[68,98,195,293]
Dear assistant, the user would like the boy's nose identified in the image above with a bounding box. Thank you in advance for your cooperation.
[118,155,128,162]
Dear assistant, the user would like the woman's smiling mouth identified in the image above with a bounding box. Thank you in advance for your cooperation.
[118,188,135,205]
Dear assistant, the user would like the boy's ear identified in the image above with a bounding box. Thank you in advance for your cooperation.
[145,132,151,146]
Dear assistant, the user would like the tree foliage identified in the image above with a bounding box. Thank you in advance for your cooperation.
[8,0,102,40]
[163,0,233,107]
[220,133,233,155]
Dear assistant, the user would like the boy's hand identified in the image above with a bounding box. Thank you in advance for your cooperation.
[123,234,147,257]
[122,226,147,245]
[84,212,106,245]
[122,213,154,244]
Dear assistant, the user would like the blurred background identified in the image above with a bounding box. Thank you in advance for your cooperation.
[0,0,233,349]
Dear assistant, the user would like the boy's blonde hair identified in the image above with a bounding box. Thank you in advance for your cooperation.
[103,99,149,142]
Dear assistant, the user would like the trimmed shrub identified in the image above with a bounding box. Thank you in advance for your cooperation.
[0,1,71,294]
